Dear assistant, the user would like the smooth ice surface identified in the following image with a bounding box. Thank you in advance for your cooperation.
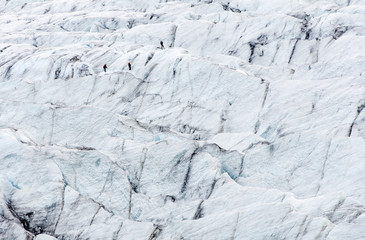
[1,0,365,239]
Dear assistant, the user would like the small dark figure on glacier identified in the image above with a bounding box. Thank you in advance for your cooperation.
[103,64,107,72]
[128,62,132,70]
[160,41,165,49]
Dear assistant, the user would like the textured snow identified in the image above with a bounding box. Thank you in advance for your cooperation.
[1,0,365,239]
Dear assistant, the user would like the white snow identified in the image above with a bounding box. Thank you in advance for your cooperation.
[0,0,365,239]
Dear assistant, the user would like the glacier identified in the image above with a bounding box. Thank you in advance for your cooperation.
[1,0,365,239]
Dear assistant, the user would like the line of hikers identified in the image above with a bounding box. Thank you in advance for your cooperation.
[102,41,165,73]
[103,62,131,72]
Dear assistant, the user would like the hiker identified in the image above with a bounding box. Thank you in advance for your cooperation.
[103,64,107,72]
[160,41,165,49]
[128,62,132,70]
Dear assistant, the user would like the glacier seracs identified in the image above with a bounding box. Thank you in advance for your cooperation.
[1,0,365,239]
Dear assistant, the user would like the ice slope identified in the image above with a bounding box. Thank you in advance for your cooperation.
[1,0,365,239]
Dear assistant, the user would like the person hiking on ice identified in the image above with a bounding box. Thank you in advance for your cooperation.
[160,41,165,49]
[103,64,107,72]
[128,62,132,70]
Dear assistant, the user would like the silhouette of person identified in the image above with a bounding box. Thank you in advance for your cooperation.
[128,62,131,70]
[160,41,165,49]
[103,64,107,72]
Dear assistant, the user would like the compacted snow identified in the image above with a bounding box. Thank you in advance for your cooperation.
[1,0,365,239]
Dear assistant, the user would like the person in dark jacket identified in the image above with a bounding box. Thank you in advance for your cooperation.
[103,64,107,72]
[128,62,132,70]
[160,41,165,49]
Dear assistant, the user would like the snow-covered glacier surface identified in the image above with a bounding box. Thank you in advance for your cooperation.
[1,0,365,239]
